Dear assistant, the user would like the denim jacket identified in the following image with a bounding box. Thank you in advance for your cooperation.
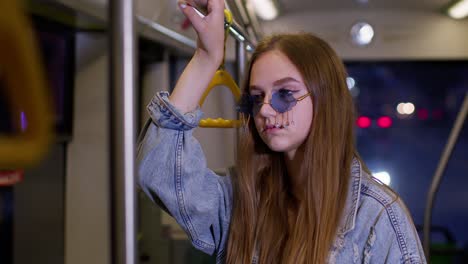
[137,91,427,264]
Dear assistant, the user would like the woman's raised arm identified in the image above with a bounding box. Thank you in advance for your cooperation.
[169,0,225,113]
[136,0,233,258]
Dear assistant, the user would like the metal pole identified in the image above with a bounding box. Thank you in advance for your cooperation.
[109,0,137,263]
[423,92,468,262]
[137,15,197,50]
[230,21,256,49]
[235,40,246,151]
[235,40,246,83]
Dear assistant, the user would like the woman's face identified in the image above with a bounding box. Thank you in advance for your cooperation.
[249,50,313,159]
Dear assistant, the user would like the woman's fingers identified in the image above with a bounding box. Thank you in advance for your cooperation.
[187,0,208,14]
[179,0,225,24]
[185,0,225,16]
[178,1,205,32]
[206,0,225,15]
[178,0,226,65]
[178,0,225,37]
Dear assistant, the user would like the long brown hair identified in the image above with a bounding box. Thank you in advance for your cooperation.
[225,33,356,263]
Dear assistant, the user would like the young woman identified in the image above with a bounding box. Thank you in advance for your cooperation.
[137,0,427,263]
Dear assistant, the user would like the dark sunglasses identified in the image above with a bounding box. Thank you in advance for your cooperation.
[238,89,311,115]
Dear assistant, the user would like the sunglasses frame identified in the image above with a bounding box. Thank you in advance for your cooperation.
[253,91,312,114]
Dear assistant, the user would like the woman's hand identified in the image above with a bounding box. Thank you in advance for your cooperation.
[167,0,226,113]
[184,0,209,14]
[178,0,225,67]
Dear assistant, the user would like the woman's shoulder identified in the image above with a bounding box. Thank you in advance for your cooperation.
[359,170,401,211]
[345,160,416,235]
[341,159,418,239]
[355,170,426,263]
[358,170,415,231]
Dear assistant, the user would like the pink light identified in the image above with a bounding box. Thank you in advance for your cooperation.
[357,116,371,128]
[377,116,392,128]
[417,108,429,120]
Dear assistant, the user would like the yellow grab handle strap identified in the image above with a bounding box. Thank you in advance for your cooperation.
[198,9,242,128]
[0,1,53,168]
[199,70,241,105]
[198,70,241,128]
[224,9,233,25]
[199,118,241,128]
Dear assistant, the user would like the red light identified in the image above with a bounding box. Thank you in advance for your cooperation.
[377,116,392,128]
[357,116,371,128]
[417,108,429,120]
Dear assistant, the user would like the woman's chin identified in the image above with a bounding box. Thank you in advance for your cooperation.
[264,140,292,153]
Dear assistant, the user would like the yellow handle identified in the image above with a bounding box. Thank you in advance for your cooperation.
[199,70,241,105]
[0,1,53,168]
[198,69,242,128]
[198,9,241,128]
[224,9,233,25]
[199,118,241,128]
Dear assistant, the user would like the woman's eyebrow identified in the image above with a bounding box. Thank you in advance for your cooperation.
[249,84,263,92]
[249,77,301,91]
[273,77,301,86]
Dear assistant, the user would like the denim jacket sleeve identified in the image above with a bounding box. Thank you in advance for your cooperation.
[136,91,233,256]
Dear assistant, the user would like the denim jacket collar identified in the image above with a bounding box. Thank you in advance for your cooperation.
[337,158,362,235]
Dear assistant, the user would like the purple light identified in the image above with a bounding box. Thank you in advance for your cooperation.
[20,112,28,131]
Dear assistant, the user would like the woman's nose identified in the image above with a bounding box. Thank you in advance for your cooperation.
[258,97,276,117]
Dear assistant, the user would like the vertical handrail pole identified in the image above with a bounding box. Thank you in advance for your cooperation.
[109,0,137,263]
[235,40,246,147]
[423,92,468,261]
[236,40,246,82]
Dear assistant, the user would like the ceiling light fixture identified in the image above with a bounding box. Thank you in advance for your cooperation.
[251,0,279,21]
[447,0,468,19]
[350,22,374,46]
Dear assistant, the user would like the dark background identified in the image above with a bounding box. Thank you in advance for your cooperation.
[346,61,468,251]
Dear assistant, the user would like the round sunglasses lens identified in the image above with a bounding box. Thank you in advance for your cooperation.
[271,91,295,113]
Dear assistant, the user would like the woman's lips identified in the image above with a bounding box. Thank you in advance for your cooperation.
[263,125,283,133]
